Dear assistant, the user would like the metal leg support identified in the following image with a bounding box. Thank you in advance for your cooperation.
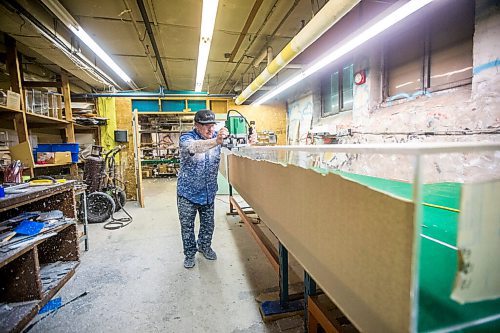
[227,184,238,215]
[279,242,289,307]
[304,271,317,332]
[82,191,88,251]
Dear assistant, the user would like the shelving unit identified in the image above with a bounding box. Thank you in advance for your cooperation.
[138,113,194,178]
[25,113,69,127]
[0,105,23,115]
[0,181,80,333]
[2,36,79,178]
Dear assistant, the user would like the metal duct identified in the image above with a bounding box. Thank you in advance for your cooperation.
[235,0,360,105]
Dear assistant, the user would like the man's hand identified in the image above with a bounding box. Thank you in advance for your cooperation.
[216,127,229,145]
[248,131,258,145]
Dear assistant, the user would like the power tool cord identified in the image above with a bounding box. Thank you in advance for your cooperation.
[103,147,133,230]
[103,187,133,230]
[227,109,251,127]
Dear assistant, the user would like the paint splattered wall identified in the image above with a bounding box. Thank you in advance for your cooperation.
[288,3,500,183]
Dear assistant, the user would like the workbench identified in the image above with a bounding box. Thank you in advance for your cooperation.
[0,182,80,332]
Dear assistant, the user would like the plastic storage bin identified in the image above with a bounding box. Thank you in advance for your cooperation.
[35,143,79,163]
[51,143,79,153]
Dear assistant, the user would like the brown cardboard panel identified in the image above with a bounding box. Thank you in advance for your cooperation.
[452,180,500,303]
[115,98,137,201]
[9,141,34,168]
[228,155,415,332]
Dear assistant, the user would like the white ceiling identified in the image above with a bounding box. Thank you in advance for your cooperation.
[0,0,397,100]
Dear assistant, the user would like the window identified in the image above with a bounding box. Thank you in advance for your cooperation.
[385,0,474,100]
[321,63,354,117]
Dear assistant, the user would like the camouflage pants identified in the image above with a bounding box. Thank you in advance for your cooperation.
[177,195,215,258]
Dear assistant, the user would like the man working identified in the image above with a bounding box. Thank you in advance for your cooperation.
[177,109,229,269]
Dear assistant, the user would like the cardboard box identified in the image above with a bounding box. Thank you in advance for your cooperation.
[158,164,168,173]
[37,152,55,164]
[37,151,72,164]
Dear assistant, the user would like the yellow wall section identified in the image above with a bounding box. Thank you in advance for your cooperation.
[115,98,137,201]
[98,97,117,152]
[227,102,287,145]
[97,97,138,201]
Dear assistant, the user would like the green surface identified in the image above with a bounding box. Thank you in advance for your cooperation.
[226,116,247,135]
[141,158,179,165]
[321,169,500,332]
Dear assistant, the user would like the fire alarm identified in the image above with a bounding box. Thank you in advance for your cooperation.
[354,70,366,85]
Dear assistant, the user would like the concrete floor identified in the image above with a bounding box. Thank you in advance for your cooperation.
[30,178,305,332]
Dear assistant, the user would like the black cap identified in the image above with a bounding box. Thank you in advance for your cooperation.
[194,109,216,124]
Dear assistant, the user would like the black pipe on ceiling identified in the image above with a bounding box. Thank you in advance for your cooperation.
[136,0,169,90]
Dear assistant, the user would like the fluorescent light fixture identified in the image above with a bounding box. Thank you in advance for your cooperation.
[195,0,220,92]
[69,26,132,83]
[254,0,434,105]
[41,0,133,85]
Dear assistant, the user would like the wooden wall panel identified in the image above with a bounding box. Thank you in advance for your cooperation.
[227,102,287,145]
[115,98,137,201]
[228,155,415,332]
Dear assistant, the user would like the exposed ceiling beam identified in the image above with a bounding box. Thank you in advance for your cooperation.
[136,0,169,89]
[228,0,264,63]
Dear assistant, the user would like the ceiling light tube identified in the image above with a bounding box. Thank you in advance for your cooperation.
[41,0,134,86]
[195,0,219,92]
[254,0,434,105]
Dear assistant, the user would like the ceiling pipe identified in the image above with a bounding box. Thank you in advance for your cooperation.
[253,46,273,68]
[235,0,360,105]
[226,0,299,94]
[136,0,169,89]
[122,0,162,87]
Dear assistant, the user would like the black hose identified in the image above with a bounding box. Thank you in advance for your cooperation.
[102,146,133,230]
[103,187,133,230]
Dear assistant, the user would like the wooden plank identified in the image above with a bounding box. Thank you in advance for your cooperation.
[308,296,341,333]
[0,181,75,214]
[25,112,69,126]
[0,105,23,114]
[6,261,78,333]
[133,109,145,207]
[5,36,25,111]
[228,155,415,332]
[60,71,74,122]
[21,81,62,88]
[0,300,38,333]
[33,163,72,168]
